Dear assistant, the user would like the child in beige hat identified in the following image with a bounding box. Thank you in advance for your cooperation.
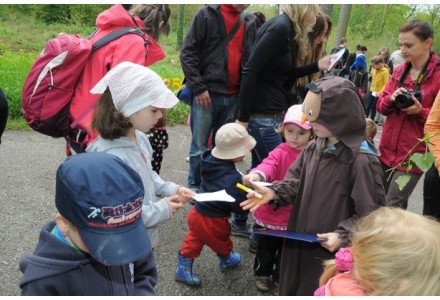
[175,123,256,287]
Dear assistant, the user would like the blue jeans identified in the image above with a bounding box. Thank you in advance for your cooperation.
[188,93,238,189]
[248,116,283,168]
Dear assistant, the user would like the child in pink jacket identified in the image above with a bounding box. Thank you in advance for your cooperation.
[242,104,313,295]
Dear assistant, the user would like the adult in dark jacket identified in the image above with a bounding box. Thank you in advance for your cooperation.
[237,4,331,169]
[241,76,385,295]
[181,4,257,191]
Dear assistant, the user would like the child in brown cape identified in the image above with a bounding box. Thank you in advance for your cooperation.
[241,76,385,295]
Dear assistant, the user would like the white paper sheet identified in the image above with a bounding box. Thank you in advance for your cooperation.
[252,181,273,187]
[329,48,345,70]
[192,189,236,202]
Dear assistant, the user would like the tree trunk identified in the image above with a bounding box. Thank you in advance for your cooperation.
[321,4,334,17]
[176,4,185,51]
[334,4,352,48]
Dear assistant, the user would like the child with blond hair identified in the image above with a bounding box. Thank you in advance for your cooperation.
[315,207,440,296]
[365,118,377,144]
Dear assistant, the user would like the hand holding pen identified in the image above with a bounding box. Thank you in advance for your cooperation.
[238,181,275,212]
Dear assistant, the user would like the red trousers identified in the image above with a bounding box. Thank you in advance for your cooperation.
[180,207,232,258]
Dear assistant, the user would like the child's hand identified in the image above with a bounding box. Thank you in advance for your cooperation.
[176,186,195,203]
[240,182,275,213]
[167,195,184,213]
[317,232,342,252]
[242,173,261,185]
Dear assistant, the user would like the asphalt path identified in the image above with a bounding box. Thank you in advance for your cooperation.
[0,124,423,296]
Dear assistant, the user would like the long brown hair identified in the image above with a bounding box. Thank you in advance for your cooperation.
[129,4,171,41]
[91,88,132,140]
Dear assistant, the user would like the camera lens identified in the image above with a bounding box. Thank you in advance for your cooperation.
[395,93,414,109]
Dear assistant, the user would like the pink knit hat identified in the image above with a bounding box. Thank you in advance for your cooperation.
[282,104,312,130]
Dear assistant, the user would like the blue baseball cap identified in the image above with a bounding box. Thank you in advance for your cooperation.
[55,152,151,265]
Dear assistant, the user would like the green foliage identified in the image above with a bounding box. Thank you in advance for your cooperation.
[388,133,439,191]
[327,4,440,56]
[69,5,111,27]
[167,102,190,126]
[396,174,411,191]
[410,152,435,172]
[176,5,185,50]
[2,4,440,128]
[0,51,38,118]
[35,4,109,26]
[36,4,72,25]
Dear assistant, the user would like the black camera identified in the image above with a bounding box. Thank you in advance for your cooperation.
[394,91,422,109]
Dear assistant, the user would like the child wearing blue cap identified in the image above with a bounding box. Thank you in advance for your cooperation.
[19,152,157,295]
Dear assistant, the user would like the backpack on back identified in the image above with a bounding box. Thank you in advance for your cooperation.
[22,27,144,138]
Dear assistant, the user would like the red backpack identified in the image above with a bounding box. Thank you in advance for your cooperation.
[21,27,144,138]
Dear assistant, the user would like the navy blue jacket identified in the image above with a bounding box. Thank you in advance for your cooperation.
[19,221,157,296]
[195,150,247,218]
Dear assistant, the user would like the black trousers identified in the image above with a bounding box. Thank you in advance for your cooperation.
[254,230,283,283]
[0,88,8,145]
[423,164,440,220]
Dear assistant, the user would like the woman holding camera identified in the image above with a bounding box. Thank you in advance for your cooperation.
[377,19,440,209]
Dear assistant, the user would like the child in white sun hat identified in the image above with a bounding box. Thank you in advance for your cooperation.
[86,61,195,249]
[242,104,313,295]
[175,123,256,287]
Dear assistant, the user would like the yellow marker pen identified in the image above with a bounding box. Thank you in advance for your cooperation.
[236,183,263,199]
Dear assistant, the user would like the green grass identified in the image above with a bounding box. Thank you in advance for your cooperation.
[0,13,188,128]
[5,118,31,130]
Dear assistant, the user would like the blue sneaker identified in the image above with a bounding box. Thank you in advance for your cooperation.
[219,251,240,271]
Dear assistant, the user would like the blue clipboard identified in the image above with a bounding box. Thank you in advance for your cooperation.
[241,229,327,243]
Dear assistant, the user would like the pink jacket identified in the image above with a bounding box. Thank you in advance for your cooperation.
[377,53,440,173]
[252,143,300,229]
[314,272,365,296]
[70,4,165,146]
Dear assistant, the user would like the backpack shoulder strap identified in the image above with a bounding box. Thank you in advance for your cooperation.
[92,27,145,52]
[200,12,245,70]
[70,27,146,132]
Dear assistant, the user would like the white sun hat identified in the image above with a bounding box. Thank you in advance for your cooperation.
[90,61,178,117]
